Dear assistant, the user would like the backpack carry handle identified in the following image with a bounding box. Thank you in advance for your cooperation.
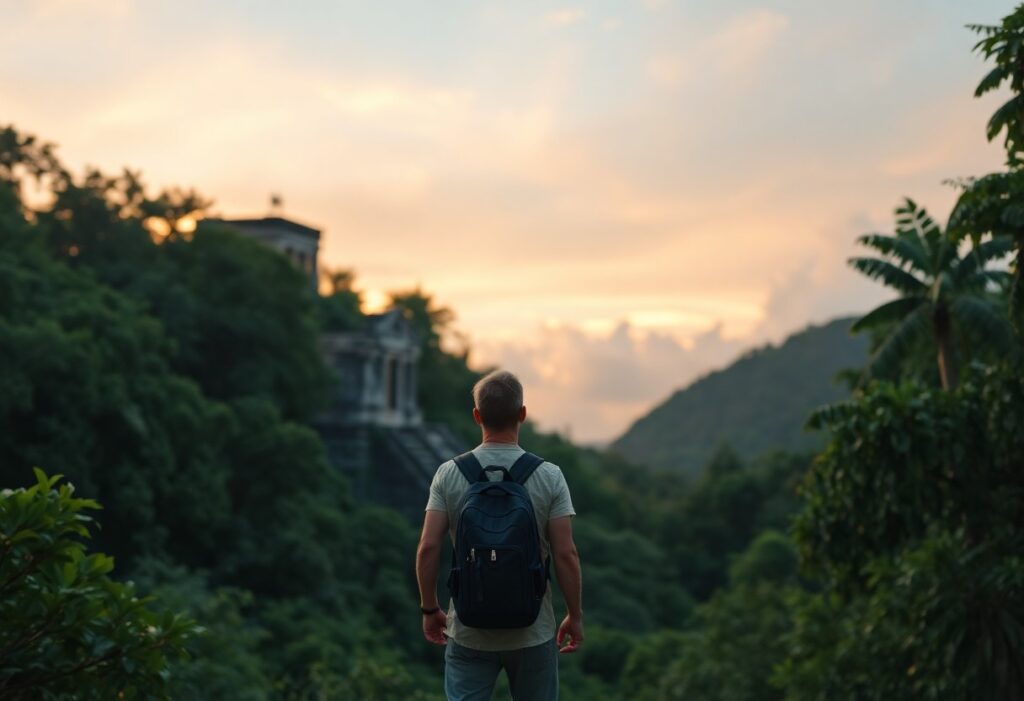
[482,466,513,482]
[452,451,545,485]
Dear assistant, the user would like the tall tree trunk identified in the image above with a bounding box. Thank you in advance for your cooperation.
[934,305,958,390]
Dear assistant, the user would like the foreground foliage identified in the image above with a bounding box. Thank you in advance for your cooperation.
[783,367,1024,699]
[0,469,196,699]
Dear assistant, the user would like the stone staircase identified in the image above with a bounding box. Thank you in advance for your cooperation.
[384,424,468,487]
[363,423,469,519]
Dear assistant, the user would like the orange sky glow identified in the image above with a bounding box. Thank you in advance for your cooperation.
[1,0,1011,441]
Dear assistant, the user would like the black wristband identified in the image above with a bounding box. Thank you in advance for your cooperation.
[420,606,441,615]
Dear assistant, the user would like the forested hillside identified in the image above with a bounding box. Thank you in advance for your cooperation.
[3,7,1024,696]
[613,318,867,475]
[0,125,810,699]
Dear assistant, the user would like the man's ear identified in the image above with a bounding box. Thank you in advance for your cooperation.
[519,405,527,423]
[472,407,483,426]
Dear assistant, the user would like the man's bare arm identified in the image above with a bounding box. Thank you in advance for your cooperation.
[549,515,584,652]
[416,510,449,645]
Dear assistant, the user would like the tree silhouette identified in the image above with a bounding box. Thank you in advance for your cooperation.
[849,198,1012,389]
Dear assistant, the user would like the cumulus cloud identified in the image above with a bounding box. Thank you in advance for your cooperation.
[476,322,745,444]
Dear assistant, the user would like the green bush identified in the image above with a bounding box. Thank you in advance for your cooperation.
[0,469,197,699]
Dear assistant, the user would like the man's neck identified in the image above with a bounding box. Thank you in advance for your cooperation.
[480,428,519,445]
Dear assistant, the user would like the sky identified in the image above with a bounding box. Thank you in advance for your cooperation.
[0,0,1012,443]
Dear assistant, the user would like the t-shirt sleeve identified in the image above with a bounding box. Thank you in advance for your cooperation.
[548,466,576,519]
[425,462,450,512]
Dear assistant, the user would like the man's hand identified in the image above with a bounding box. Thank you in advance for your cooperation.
[416,510,449,647]
[550,516,583,654]
[423,609,448,645]
[557,614,584,653]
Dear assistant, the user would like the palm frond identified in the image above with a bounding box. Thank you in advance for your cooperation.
[951,295,1014,354]
[953,237,1015,283]
[851,297,927,334]
[806,400,855,431]
[935,238,960,274]
[960,269,1013,292]
[975,64,1010,97]
[865,305,931,381]
[895,198,942,242]
[986,93,1024,142]
[895,198,948,273]
[856,233,930,273]
[848,257,928,295]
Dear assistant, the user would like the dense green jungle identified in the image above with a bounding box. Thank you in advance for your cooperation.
[3,6,1024,700]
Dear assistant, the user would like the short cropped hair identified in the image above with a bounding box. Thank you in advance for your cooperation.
[473,370,524,430]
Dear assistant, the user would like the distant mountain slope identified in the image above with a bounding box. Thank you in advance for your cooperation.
[611,318,867,475]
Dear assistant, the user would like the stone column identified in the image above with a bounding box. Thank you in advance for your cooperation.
[361,352,375,416]
[393,355,404,415]
[405,358,417,413]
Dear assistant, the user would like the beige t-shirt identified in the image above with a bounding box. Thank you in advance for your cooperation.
[425,442,576,651]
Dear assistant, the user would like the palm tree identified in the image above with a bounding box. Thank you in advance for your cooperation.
[849,198,1013,389]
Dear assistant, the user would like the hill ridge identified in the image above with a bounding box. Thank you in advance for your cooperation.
[611,317,867,475]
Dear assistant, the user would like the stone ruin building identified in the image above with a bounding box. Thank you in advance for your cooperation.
[203,215,466,519]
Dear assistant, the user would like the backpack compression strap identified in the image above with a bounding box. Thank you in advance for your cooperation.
[453,451,485,483]
[509,452,545,486]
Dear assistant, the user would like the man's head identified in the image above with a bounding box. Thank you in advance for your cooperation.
[472,370,526,431]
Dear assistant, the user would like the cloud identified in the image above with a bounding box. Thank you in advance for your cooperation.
[476,322,745,444]
[754,257,879,343]
[542,8,586,29]
[3,1,1009,445]
[316,83,472,118]
[646,8,789,90]
[702,8,789,74]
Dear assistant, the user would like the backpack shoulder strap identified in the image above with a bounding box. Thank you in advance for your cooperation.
[453,451,484,484]
[509,452,545,486]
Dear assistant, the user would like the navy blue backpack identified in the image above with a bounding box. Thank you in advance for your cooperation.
[446,451,549,629]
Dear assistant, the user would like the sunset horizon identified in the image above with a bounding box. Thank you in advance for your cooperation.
[2,0,1010,441]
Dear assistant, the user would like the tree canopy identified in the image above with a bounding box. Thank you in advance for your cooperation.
[849,198,1012,389]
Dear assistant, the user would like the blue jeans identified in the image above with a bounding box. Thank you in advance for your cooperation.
[444,638,559,701]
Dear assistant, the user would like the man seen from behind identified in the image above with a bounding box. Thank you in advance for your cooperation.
[415,370,584,701]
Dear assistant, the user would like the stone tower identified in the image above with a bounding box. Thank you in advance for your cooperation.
[205,214,467,519]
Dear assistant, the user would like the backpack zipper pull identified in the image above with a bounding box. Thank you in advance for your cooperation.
[470,548,475,562]
[490,549,497,562]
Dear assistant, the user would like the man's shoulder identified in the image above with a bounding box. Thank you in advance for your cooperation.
[534,459,563,476]
[531,461,568,491]
[434,459,459,480]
